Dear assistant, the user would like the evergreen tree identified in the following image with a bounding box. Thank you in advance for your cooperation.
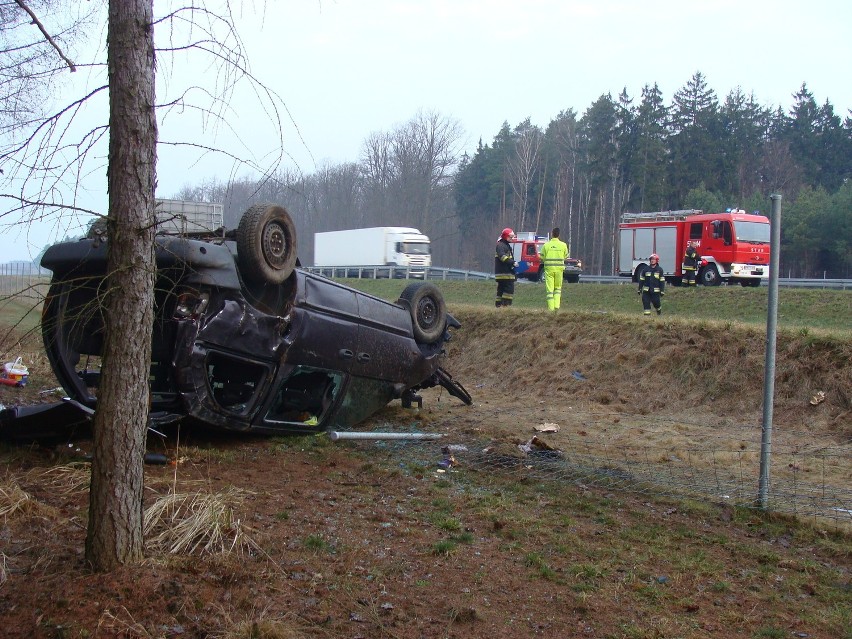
[579,93,620,273]
[669,72,721,202]
[719,88,770,201]
[781,185,832,277]
[814,99,847,191]
[630,83,669,210]
[823,181,852,277]
[784,83,821,187]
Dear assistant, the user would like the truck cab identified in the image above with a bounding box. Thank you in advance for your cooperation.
[510,232,582,283]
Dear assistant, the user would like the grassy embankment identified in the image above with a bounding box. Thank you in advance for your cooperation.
[339,279,852,337]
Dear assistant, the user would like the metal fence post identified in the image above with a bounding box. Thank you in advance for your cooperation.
[758,194,782,509]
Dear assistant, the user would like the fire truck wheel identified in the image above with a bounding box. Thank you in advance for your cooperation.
[699,264,721,287]
[632,266,644,283]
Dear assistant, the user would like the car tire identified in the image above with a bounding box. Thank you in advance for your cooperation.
[398,282,447,344]
[565,274,580,284]
[236,204,297,285]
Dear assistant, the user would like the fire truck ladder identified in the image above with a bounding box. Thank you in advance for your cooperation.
[621,209,703,223]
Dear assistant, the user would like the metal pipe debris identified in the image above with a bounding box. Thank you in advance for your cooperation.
[328,431,445,442]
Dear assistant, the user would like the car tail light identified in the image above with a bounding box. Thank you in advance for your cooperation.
[174,290,209,319]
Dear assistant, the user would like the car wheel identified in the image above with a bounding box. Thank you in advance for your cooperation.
[699,264,721,287]
[398,282,447,344]
[565,274,580,284]
[236,204,297,285]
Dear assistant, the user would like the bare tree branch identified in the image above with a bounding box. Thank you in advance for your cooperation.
[13,0,77,72]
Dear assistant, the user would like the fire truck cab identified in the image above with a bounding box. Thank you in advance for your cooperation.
[617,209,770,287]
[509,232,582,283]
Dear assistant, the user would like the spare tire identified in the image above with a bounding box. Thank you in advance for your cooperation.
[236,204,297,285]
[397,282,447,345]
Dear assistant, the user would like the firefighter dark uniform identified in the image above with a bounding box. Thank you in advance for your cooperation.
[494,228,517,307]
[539,228,569,312]
[637,254,665,315]
[683,242,701,287]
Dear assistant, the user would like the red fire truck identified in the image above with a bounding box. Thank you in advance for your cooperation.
[617,209,770,286]
[509,232,582,283]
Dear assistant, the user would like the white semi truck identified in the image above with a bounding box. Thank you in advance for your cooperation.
[313,227,431,278]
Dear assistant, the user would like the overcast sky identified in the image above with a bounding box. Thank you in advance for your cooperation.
[2,0,850,262]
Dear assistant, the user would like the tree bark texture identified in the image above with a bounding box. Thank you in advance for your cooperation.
[85,0,157,570]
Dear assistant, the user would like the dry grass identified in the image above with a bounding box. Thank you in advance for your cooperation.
[0,480,34,518]
[143,487,259,556]
[96,607,155,639]
[208,605,310,639]
[24,464,90,496]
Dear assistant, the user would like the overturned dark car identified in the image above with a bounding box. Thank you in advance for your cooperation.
[4,204,471,438]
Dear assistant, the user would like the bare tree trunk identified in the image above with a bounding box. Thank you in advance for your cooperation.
[535,161,547,233]
[85,0,157,570]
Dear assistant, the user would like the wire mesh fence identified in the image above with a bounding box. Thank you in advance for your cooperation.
[338,414,852,529]
[0,262,49,299]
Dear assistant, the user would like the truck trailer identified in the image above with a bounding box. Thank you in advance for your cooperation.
[155,199,224,235]
[313,227,431,278]
[617,209,770,286]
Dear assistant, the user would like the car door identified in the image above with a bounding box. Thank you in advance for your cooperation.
[353,292,423,382]
[288,272,360,373]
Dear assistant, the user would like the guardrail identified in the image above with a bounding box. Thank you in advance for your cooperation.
[589,275,851,289]
[7,260,843,291]
[303,266,494,281]
[303,267,851,289]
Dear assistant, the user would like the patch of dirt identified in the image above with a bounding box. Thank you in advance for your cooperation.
[1,309,850,638]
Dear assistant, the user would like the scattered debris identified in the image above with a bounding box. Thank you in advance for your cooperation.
[571,370,587,381]
[518,436,563,459]
[442,444,468,453]
[809,391,826,406]
[437,454,457,469]
[534,422,560,433]
[1,357,28,387]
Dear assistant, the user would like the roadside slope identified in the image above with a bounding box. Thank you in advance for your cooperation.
[444,307,851,441]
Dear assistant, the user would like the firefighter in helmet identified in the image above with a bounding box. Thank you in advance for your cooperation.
[683,240,701,287]
[637,253,665,315]
[539,227,569,312]
[494,227,517,307]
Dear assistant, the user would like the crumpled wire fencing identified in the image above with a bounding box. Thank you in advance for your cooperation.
[335,417,852,529]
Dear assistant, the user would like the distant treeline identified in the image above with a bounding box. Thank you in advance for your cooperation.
[174,73,851,278]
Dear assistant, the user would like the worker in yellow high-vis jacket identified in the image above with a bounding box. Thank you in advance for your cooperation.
[539,227,569,312]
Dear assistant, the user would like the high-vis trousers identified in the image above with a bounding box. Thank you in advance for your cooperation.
[544,269,564,311]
